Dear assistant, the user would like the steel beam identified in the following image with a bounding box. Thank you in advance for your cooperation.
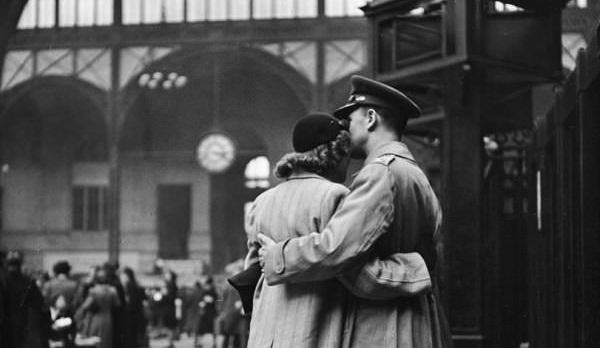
[108,44,121,263]
[8,18,368,50]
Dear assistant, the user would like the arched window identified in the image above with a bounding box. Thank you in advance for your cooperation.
[325,0,366,17]
[18,0,113,29]
[244,156,270,189]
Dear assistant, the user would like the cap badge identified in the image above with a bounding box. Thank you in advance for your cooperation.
[348,95,366,103]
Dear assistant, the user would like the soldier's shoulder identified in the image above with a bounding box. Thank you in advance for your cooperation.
[326,181,350,196]
[370,154,396,166]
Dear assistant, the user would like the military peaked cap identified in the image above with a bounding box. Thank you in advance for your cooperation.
[333,75,421,120]
[292,112,346,153]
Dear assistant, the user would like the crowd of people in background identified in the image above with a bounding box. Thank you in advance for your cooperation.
[0,250,248,348]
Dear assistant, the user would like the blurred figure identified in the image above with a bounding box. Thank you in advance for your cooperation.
[103,261,126,348]
[215,265,245,348]
[156,270,178,348]
[43,260,78,311]
[74,265,100,334]
[36,271,51,291]
[120,267,148,348]
[194,275,218,348]
[3,250,50,348]
[80,267,121,348]
[183,281,202,336]
[48,295,76,348]
[0,250,8,348]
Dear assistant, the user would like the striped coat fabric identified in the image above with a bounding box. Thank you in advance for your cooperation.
[245,171,350,348]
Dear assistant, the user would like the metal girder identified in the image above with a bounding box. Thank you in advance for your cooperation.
[363,0,423,15]
[498,0,570,12]
[8,18,368,50]
[363,0,444,16]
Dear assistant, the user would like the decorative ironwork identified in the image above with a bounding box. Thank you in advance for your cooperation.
[484,129,533,215]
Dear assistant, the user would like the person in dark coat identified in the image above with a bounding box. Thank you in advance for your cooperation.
[0,250,8,348]
[156,270,178,348]
[119,267,148,348]
[3,251,51,348]
[194,276,218,347]
[216,265,245,348]
[103,262,126,348]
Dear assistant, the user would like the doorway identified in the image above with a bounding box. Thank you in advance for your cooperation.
[157,184,191,259]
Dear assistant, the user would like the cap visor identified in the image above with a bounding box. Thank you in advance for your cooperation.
[333,103,359,119]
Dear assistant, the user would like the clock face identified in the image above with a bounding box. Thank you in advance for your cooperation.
[196,133,236,173]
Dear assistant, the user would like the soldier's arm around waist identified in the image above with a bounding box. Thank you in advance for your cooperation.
[262,161,397,284]
[320,182,432,299]
[337,251,432,300]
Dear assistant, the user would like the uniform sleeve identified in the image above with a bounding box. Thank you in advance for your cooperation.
[315,182,432,299]
[338,252,432,299]
[262,163,396,284]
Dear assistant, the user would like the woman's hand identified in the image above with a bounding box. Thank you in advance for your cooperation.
[256,233,276,270]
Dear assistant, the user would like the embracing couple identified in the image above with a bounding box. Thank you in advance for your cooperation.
[242,75,451,348]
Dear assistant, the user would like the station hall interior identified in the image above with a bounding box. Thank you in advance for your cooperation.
[1,0,600,347]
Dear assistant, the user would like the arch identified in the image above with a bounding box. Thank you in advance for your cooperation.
[118,46,310,160]
[0,76,108,165]
[0,76,106,127]
[117,45,313,137]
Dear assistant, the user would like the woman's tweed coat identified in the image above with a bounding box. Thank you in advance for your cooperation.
[245,172,350,348]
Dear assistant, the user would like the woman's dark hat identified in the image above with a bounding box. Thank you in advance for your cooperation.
[333,75,421,120]
[292,112,345,153]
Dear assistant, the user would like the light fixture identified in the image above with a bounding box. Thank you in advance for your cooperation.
[138,71,188,90]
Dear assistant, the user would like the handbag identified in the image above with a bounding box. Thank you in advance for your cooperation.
[226,262,261,316]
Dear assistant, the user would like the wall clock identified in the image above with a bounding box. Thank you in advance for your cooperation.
[196,133,236,173]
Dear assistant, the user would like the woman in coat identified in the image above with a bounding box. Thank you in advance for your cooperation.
[245,113,352,348]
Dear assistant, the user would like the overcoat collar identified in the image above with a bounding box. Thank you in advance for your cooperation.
[287,170,327,181]
[365,141,416,165]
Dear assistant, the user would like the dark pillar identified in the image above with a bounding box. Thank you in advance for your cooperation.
[577,57,600,348]
[108,46,121,264]
[317,0,325,19]
[442,1,484,347]
[113,0,122,25]
[442,62,484,348]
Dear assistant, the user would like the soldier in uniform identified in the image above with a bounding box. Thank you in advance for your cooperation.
[258,75,451,348]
